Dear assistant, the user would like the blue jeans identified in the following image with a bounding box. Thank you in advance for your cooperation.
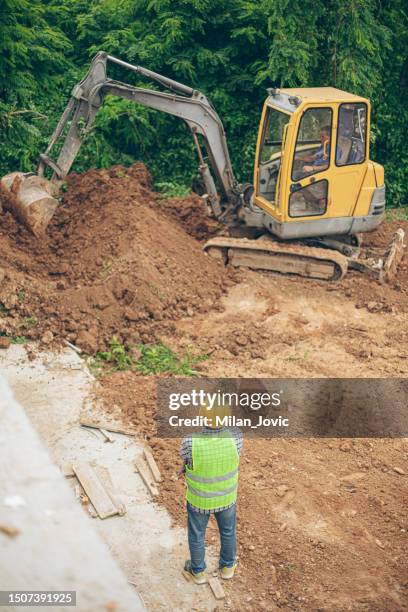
[187,502,236,574]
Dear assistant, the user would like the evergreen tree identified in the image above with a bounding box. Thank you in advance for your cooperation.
[0,0,406,204]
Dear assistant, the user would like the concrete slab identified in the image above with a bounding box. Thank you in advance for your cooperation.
[0,346,218,611]
[0,374,144,612]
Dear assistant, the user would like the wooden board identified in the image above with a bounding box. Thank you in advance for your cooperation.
[72,462,118,519]
[135,456,159,497]
[209,577,226,600]
[80,418,138,436]
[60,462,75,477]
[99,428,115,443]
[143,448,162,483]
[93,465,126,516]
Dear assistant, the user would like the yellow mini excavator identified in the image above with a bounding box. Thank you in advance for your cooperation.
[1,51,404,282]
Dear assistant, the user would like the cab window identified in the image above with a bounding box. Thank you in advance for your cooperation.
[292,108,333,181]
[257,107,291,203]
[289,180,328,218]
[260,107,290,163]
[336,103,367,166]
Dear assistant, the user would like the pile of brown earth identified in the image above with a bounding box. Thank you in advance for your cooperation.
[0,163,236,353]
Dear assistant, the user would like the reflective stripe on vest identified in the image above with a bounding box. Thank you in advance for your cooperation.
[185,431,239,511]
[186,467,239,484]
[187,482,238,498]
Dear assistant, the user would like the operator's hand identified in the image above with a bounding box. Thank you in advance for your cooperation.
[302,165,314,173]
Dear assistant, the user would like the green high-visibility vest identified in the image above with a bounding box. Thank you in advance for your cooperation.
[186,431,239,511]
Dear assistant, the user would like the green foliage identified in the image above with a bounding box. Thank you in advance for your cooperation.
[94,336,134,371]
[0,0,71,173]
[0,0,407,204]
[0,331,28,345]
[156,181,191,198]
[19,316,38,329]
[136,342,208,375]
[11,336,28,345]
[91,337,207,376]
[386,206,408,221]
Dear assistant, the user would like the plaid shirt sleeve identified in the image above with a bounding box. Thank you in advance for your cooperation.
[180,435,193,467]
[231,427,243,455]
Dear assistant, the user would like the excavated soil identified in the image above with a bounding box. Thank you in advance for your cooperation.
[1,164,408,609]
[156,192,221,241]
[98,373,408,612]
[94,198,408,610]
[0,164,237,353]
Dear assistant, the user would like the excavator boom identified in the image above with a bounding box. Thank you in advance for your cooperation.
[1,51,242,235]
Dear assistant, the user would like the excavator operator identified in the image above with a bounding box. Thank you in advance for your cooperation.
[300,125,331,174]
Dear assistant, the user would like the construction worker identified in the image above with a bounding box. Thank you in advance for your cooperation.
[301,125,331,174]
[180,403,243,584]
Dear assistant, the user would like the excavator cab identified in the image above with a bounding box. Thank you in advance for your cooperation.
[252,88,385,240]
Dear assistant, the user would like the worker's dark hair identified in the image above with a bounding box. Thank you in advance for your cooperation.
[321,125,331,134]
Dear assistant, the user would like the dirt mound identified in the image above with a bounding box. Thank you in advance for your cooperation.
[156,193,221,241]
[0,164,235,352]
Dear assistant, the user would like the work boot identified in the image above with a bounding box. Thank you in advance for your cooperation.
[183,560,207,585]
[220,563,237,580]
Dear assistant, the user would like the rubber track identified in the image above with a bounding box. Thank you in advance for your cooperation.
[203,236,349,281]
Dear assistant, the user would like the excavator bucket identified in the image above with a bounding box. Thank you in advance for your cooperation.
[346,228,405,282]
[0,172,58,237]
[380,228,405,283]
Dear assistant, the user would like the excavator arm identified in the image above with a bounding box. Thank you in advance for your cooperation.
[2,51,243,235]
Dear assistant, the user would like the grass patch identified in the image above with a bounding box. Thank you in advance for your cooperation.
[136,342,207,375]
[18,316,38,330]
[11,336,28,344]
[99,260,113,279]
[0,331,28,345]
[386,206,408,221]
[94,336,134,372]
[90,337,207,376]
[285,350,309,362]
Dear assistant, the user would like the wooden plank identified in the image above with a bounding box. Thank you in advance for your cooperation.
[72,462,118,519]
[228,248,333,279]
[99,428,115,443]
[61,462,75,477]
[93,465,126,516]
[0,523,20,538]
[209,577,226,600]
[135,456,159,497]
[143,448,162,483]
[80,417,137,436]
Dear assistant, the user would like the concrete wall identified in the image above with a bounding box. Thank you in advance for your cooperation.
[0,376,144,612]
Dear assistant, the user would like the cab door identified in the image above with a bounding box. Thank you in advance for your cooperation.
[286,106,334,221]
[253,104,292,221]
[329,102,369,217]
